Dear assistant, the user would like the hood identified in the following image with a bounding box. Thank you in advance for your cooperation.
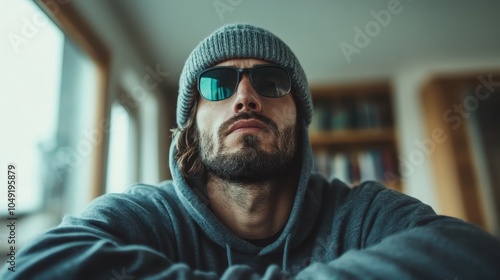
[168,119,320,269]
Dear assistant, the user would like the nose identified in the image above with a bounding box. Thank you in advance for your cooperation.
[232,74,262,114]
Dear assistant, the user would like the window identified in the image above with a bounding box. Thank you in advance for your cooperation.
[106,101,138,193]
[0,0,64,214]
[52,36,99,215]
[0,1,114,271]
[0,0,107,254]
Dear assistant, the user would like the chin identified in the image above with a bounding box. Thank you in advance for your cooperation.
[225,133,258,146]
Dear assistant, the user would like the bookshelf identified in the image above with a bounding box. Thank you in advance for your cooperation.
[309,83,402,191]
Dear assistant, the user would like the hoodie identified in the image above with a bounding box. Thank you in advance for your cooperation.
[2,124,500,280]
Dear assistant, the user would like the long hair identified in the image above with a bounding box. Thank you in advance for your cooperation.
[171,96,205,177]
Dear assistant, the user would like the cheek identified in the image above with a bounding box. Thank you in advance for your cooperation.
[196,104,224,139]
[284,107,297,126]
[273,100,297,127]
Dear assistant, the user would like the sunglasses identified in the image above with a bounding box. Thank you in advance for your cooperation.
[196,64,293,101]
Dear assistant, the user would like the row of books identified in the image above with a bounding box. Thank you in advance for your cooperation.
[313,148,398,185]
[310,97,392,132]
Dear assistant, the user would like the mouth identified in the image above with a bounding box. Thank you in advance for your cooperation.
[226,119,269,135]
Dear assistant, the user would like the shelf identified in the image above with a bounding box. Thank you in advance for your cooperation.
[309,128,395,146]
[309,82,402,192]
[311,83,391,98]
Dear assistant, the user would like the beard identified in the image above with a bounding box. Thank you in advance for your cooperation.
[198,112,298,183]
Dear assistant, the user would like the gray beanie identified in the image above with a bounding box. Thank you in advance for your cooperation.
[177,23,312,128]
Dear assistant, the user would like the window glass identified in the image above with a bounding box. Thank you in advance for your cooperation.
[0,0,64,213]
[106,102,134,194]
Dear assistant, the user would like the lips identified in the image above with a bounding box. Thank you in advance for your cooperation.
[226,119,269,135]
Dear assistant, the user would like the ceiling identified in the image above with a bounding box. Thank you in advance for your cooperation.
[107,0,500,86]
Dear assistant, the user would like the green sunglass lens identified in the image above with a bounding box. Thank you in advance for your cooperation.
[199,69,237,101]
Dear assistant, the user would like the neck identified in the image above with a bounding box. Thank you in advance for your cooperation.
[206,174,298,240]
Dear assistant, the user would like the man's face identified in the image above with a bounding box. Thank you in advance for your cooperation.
[195,58,298,183]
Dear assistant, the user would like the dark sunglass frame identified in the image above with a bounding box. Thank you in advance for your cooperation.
[196,64,293,101]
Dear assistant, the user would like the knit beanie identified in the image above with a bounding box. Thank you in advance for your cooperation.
[176,23,313,128]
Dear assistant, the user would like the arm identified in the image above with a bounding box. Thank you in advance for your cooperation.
[297,182,500,280]
[0,185,285,280]
[0,186,219,280]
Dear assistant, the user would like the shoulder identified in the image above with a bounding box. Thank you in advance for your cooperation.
[307,173,389,207]
[342,181,438,241]
[61,181,182,244]
[309,173,426,208]
[307,174,435,223]
[350,181,436,220]
[70,181,182,230]
[346,180,436,223]
[82,181,177,215]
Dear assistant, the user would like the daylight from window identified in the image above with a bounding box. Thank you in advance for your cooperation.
[106,103,132,194]
[0,0,64,213]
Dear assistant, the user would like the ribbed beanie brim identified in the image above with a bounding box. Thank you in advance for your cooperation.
[177,23,312,128]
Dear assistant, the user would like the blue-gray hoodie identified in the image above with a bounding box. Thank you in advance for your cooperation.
[2,123,500,279]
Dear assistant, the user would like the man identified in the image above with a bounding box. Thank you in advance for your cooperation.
[3,23,500,280]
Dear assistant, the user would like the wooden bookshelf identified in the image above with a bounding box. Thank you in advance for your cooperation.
[310,128,396,146]
[309,83,402,191]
